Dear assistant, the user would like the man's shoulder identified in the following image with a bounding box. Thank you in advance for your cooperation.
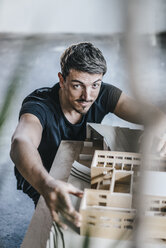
[100,82,117,89]
[22,83,60,105]
[19,83,60,127]
[99,82,120,95]
[94,81,122,113]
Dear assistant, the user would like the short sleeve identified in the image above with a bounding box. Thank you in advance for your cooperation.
[19,101,47,128]
[107,84,122,113]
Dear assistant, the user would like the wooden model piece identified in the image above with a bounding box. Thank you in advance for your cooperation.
[80,147,166,241]
[80,181,135,239]
[91,150,141,188]
[80,150,139,240]
[80,189,136,240]
[142,195,166,239]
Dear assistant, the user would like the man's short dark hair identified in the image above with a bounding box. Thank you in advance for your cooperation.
[60,42,107,80]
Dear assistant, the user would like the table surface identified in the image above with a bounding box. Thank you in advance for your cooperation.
[21,140,84,248]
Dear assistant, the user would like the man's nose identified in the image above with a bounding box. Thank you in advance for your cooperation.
[81,87,91,101]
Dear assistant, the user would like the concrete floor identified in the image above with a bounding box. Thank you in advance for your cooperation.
[0,33,166,248]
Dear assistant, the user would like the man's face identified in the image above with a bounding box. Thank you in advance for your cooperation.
[59,69,103,114]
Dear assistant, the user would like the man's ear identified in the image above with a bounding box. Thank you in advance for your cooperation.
[58,72,65,88]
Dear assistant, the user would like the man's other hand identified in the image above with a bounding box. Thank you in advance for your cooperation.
[157,133,166,157]
[139,132,166,157]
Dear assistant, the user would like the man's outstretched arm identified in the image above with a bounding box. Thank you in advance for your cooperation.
[114,92,166,156]
[10,113,83,229]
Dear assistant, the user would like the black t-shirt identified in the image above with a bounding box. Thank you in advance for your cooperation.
[15,82,122,202]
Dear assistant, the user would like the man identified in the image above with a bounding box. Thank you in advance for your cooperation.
[10,42,166,230]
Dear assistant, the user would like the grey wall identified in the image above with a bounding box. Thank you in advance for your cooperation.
[0,0,166,34]
[0,0,125,34]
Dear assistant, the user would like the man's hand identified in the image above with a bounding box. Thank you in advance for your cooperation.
[139,132,166,157]
[42,178,83,230]
[157,133,166,157]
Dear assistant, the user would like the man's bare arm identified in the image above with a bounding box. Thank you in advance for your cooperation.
[10,113,83,229]
[10,113,48,191]
[114,92,166,156]
[114,92,144,124]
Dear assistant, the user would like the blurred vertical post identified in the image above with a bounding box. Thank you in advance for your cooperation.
[125,0,166,247]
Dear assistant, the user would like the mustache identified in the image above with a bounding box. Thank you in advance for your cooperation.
[76,99,93,103]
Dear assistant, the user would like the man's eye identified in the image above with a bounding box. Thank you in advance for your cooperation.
[92,83,99,89]
[73,85,81,89]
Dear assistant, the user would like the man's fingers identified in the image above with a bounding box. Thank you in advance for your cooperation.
[51,210,67,230]
[44,180,83,229]
[57,190,74,211]
[67,183,83,197]
[159,143,166,157]
[57,189,82,226]
[157,133,166,152]
[138,134,143,144]
[73,191,84,197]
[157,138,165,153]
[61,208,82,227]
